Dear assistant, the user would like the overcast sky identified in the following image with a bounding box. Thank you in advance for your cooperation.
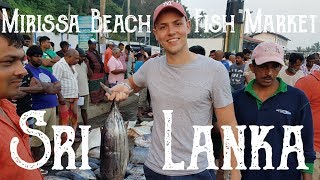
[181,0,320,50]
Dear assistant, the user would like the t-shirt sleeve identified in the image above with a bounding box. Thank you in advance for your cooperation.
[132,58,151,88]
[211,62,233,108]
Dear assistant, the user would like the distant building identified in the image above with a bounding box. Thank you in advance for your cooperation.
[250,32,290,49]
[243,36,263,50]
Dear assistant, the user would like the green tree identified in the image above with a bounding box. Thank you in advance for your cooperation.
[313,42,320,52]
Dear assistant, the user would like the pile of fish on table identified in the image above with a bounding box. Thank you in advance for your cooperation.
[45,83,153,180]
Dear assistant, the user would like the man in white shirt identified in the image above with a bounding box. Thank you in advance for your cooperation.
[75,48,92,126]
[53,49,79,133]
[278,53,305,86]
[300,54,320,76]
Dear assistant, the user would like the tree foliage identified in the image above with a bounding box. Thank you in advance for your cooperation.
[296,42,320,53]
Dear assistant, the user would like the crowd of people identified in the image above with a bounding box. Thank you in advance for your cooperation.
[2,31,156,176]
[0,1,319,180]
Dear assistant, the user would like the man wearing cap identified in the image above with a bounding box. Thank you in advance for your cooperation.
[233,42,315,180]
[86,38,105,103]
[105,1,240,179]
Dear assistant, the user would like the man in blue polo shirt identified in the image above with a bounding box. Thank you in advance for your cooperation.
[233,42,315,180]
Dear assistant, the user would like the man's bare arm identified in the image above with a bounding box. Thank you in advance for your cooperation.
[302,172,312,180]
[105,76,143,101]
[50,55,61,63]
[41,81,61,94]
[215,103,241,180]
[110,69,126,75]
[41,59,55,67]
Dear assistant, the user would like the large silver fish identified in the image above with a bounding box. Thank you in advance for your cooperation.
[100,82,129,180]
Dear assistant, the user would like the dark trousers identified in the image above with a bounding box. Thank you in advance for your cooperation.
[143,165,216,180]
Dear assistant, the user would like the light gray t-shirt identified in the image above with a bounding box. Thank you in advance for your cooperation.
[133,54,233,176]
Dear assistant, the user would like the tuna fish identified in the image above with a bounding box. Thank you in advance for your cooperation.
[100,82,130,180]
[55,171,85,180]
[69,169,96,179]
[134,134,152,148]
[44,176,70,180]
[88,157,101,166]
[75,161,99,170]
[88,147,100,159]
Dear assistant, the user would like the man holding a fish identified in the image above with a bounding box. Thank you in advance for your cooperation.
[105,1,241,180]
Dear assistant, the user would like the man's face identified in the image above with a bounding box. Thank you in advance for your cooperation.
[90,43,96,50]
[250,62,282,87]
[209,52,215,59]
[306,58,316,68]
[0,37,27,98]
[244,53,251,61]
[62,45,69,52]
[289,59,303,72]
[114,52,121,59]
[119,45,124,51]
[41,40,51,50]
[70,52,80,65]
[229,55,236,64]
[235,56,244,65]
[24,40,31,47]
[153,10,190,55]
[28,54,42,67]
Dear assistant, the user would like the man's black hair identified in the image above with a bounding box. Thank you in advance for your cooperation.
[22,34,31,41]
[125,45,132,51]
[243,48,251,54]
[26,45,43,57]
[118,42,124,47]
[235,52,244,59]
[307,54,316,61]
[50,42,54,48]
[0,21,24,48]
[225,52,231,59]
[60,41,69,49]
[189,45,206,56]
[289,53,304,64]
[39,36,50,45]
[210,50,216,54]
